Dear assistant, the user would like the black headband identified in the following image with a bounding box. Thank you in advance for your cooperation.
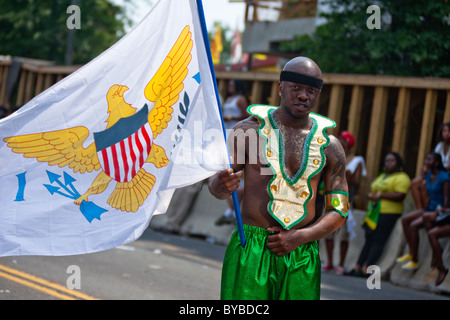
[280,71,323,89]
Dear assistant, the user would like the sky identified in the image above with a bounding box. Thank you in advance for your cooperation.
[118,0,246,32]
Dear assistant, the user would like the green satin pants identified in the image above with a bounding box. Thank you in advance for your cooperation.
[221,224,321,300]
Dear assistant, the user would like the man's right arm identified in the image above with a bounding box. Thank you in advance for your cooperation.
[208,168,242,200]
[208,119,251,200]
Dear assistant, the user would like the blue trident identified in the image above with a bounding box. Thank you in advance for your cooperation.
[43,170,107,223]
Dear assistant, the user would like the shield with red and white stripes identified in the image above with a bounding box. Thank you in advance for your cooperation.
[94,105,152,183]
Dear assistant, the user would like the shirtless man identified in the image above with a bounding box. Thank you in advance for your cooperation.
[208,57,348,300]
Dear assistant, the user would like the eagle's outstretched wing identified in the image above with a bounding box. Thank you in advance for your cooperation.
[3,127,100,174]
[145,25,193,139]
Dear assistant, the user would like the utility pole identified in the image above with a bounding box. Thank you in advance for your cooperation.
[65,0,81,65]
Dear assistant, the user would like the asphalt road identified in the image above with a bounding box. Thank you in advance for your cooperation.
[0,228,448,301]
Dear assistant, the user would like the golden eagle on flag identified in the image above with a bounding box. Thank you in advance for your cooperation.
[4,26,193,215]
[0,0,229,257]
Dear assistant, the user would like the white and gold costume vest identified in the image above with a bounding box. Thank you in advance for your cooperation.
[248,105,347,229]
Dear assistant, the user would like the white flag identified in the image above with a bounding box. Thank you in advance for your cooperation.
[0,0,229,257]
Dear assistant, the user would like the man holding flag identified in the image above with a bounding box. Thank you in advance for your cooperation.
[0,0,346,301]
[209,57,349,300]
[0,0,229,256]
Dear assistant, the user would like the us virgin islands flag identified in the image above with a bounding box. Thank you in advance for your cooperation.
[0,0,229,256]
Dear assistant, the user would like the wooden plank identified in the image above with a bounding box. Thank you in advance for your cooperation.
[0,58,11,106]
[347,85,364,137]
[44,74,53,90]
[215,70,279,82]
[0,64,7,106]
[24,71,35,103]
[16,70,27,106]
[269,81,280,106]
[217,79,227,103]
[444,90,450,124]
[35,73,45,95]
[416,89,438,176]
[392,87,411,158]
[322,73,450,90]
[250,80,263,105]
[215,71,450,90]
[37,65,80,74]
[327,84,344,133]
[365,86,388,182]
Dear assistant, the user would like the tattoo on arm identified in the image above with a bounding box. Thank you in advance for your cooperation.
[328,141,347,191]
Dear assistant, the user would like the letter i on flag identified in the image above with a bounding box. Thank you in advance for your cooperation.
[0,0,237,257]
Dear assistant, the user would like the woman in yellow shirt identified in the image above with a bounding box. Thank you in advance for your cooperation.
[347,152,411,277]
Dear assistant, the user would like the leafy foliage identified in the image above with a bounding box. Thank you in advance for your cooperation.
[0,0,131,64]
[280,0,450,77]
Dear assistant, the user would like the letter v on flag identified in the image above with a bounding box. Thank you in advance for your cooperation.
[0,0,229,257]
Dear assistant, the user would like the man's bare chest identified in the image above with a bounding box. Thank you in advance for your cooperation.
[247,105,337,229]
[279,131,307,178]
[247,128,308,176]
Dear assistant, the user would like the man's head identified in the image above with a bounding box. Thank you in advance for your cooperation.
[281,57,323,89]
[278,57,323,118]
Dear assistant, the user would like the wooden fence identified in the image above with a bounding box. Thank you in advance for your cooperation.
[216,71,450,183]
[0,57,81,108]
[2,57,450,201]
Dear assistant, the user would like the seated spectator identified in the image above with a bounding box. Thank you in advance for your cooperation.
[410,123,450,210]
[434,123,450,171]
[423,209,450,285]
[397,152,449,270]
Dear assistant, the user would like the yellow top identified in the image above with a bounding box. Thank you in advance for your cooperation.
[370,172,411,214]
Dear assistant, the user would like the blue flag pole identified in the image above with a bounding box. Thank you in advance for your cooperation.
[196,0,246,247]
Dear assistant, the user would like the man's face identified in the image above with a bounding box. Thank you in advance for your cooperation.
[278,81,320,118]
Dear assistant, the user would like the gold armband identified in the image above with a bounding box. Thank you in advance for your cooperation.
[324,191,349,218]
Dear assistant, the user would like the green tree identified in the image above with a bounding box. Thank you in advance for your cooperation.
[280,0,450,77]
[0,0,131,64]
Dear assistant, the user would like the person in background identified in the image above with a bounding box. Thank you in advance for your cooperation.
[434,123,450,171]
[397,152,449,270]
[222,79,249,130]
[424,208,450,286]
[0,106,8,119]
[215,79,249,226]
[347,152,411,277]
[322,131,366,274]
[411,124,450,210]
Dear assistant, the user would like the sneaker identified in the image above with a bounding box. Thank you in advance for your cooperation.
[336,266,345,275]
[321,264,334,272]
[345,269,365,277]
[396,253,413,263]
[401,261,419,270]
